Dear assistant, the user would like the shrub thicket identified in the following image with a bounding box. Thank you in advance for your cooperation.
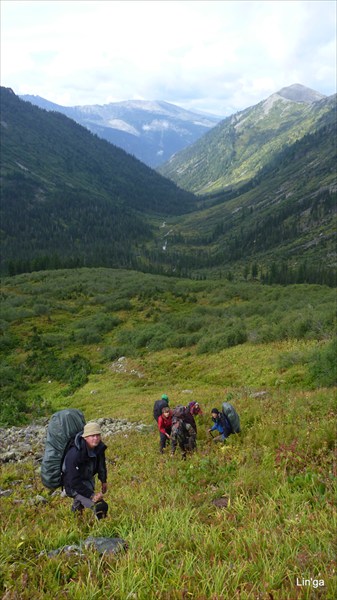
[1,269,335,425]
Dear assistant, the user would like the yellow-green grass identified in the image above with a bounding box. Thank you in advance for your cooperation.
[1,352,336,598]
[1,269,336,597]
[48,339,329,423]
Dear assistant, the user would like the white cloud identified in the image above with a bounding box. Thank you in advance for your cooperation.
[1,0,336,114]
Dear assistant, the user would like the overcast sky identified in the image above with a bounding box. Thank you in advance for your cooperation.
[1,0,336,116]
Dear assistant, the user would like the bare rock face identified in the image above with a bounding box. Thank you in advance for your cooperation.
[277,83,325,103]
[0,417,150,464]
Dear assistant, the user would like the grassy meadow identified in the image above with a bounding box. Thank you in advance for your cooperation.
[0,268,336,599]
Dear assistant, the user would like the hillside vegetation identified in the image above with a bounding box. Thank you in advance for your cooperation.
[0,268,336,598]
[0,87,196,274]
[19,95,222,168]
[1,86,336,285]
[158,88,335,195]
[152,105,336,283]
[1,268,336,426]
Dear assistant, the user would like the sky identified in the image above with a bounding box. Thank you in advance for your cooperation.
[1,0,336,116]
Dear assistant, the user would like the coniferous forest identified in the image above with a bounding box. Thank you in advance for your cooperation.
[1,86,336,285]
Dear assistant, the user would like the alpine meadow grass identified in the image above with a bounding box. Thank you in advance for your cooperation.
[0,268,336,599]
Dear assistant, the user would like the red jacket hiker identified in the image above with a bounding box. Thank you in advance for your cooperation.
[158,412,172,435]
[157,408,172,453]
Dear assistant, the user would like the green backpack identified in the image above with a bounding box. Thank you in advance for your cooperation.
[41,409,86,489]
[222,402,241,434]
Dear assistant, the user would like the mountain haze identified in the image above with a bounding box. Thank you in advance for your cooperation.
[19,95,222,168]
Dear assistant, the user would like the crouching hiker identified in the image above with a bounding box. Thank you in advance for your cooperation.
[208,408,232,443]
[170,405,198,459]
[158,406,172,454]
[62,421,108,519]
[183,401,202,452]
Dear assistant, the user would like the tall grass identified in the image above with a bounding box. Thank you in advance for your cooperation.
[1,389,336,597]
[0,269,336,598]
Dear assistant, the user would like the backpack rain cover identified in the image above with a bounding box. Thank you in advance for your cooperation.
[41,408,86,489]
[221,402,241,434]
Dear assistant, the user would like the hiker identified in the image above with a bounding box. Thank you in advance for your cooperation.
[187,401,202,422]
[153,394,169,422]
[157,405,172,454]
[183,401,202,450]
[62,421,108,519]
[170,404,200,458]
[208,408,233,443]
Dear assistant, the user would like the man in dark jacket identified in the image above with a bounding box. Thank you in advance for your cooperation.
[208,408,232,443]
[62,421,108,519]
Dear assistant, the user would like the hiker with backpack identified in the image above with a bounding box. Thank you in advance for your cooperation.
[170,403,201,458]
[62,421,109,519]
[208,408,232,442]
[184,401,202,450]
[157,405,172,454]
[208,402,241,443]
[153,394,169,422]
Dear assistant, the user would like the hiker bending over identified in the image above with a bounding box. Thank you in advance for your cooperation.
[208,408,232,443]
[62,421,108,519]
[170,403,201,458]
[183,401,202,451]
[158,406,172,454]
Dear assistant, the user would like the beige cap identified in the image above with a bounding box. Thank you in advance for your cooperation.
[82,421,101,438]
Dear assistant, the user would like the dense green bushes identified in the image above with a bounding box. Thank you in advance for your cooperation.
[308,338,337,387]
[1,268,335,425]
[277,338,337,388]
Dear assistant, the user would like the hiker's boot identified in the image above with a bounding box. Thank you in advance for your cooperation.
[71,505,84,518]
[94,500,108,520]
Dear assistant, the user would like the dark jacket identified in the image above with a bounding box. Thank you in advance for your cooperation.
[62,432,107,499]
[210,414,232,438]
[183,410,197,433]
[153,399,169,422]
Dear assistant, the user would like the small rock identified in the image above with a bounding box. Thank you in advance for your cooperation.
[212,496,230,508]
[83,536,128,555]
[29,495,48,505]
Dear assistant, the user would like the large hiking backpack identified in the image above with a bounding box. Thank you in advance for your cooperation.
[171,419,185,441]
[221,402,241,434]
[153,398,169,421]
[41,409,86,489]
[171,405,188,423]
[171,406,188,439]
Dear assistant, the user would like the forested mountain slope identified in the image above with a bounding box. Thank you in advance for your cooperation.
[19,95,221,168]
[150,100,336,284]
[1,86,335,284]
[0,87,196,273]
[158,84,335,195]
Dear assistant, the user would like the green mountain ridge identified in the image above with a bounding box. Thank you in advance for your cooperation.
[1,85,336,284]
[149,98,336,283]
[158,85,335,195]
[0,87,196,273]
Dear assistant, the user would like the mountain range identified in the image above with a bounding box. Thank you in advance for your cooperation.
[0,86,196,274]
[158,84,332,193]
[1,84,336,285]
[19,95,222,168]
